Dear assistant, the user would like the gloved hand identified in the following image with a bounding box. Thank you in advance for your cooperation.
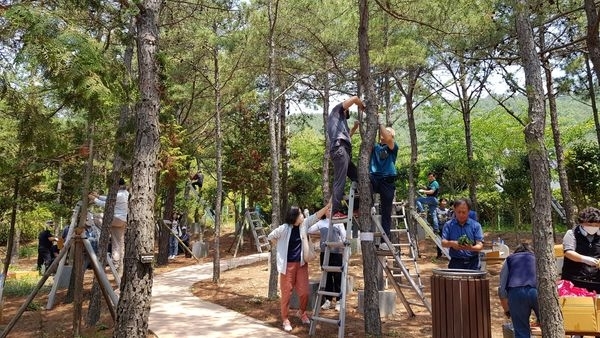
[418,189,425,193]
[581,255,599,267]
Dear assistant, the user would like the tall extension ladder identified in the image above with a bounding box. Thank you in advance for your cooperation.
[245,210,271,253]
[309,182,357,338]
[551,197,567,222]
[374,203,432,316]
[410,210,450,259]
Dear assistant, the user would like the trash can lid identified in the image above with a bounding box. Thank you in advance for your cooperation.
[432,268,487,278]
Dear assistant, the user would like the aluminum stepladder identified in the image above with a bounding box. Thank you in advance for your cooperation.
[373,202,432,316]
[409,210,450,259]
[551,196,566,222]
[309,182,357,338]
[245,210,271,253]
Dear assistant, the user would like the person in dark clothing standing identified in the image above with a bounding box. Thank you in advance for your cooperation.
[326,96,366,220]
[561,207,600,293]
[369,122,398,250]
[498,243,539,338]
[37,220,58,274]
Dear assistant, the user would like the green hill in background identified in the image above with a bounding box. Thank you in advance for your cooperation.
[288,95,596,146]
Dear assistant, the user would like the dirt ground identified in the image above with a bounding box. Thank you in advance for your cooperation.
[0,228,542,337]
[192,229,542,338]
[0,241,204,338]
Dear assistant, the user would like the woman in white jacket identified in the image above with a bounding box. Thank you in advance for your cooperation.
[89,177,129,274]
[267,201,330,333]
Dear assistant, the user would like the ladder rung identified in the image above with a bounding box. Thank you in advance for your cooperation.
[322,265,343,273]
[317,290,341,298]
[376,250,399,256]
[257,235,267,239]
[311,316,340,326]
[390,228,408,233]
[395,282,424,290]
[332,217,350,224]
[407,301,429,308]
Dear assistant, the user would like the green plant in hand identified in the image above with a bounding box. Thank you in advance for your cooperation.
[457,234,473,246]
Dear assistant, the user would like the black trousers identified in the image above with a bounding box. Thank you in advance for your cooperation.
[320,252,343,301]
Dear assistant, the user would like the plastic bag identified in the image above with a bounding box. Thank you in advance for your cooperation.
[556,279,597,297]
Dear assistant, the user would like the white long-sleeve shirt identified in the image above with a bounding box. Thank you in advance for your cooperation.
[93,188,130,222]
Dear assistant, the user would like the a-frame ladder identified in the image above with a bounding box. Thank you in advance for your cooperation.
[245,210,271,253]
[374,204,432,316]
[309,182,357,338]
[409,210,450,259]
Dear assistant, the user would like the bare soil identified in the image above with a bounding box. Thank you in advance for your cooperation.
[0,229,542,337]
[192,230,541,338]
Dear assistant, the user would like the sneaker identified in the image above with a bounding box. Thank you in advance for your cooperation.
[335,303,341,311]
[332,212,347,220]
[321,299,332,310]
[282,319,292,332]
[300,312,310,325]
[379,242,390,251]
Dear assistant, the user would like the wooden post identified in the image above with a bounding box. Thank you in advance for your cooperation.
[72,228,84,336]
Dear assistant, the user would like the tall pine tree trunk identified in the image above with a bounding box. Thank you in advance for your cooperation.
[266,0,281,300]
[280,96,289,213]
[395,67,421,241]
[458,64,478,212]
[358,0,382,334]
[585,55,600,146]
[113,0,162,335]
[87,17,135,327]
[321,77,331,201]
[213,38,223,283]
[514,2,563,337]
[585,0,600,83]
[540,41,576,229]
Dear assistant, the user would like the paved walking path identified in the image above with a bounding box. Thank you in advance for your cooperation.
[148,253,295,338]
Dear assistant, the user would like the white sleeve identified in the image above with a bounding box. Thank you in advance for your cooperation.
[93,197,106,208]
[562,229,576,252]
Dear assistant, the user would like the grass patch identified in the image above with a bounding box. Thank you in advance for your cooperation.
[18,244,38,259]
[2,276,49,297]
[26,301,42,311]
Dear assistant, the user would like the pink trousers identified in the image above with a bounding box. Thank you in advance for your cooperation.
[279,261,309,320]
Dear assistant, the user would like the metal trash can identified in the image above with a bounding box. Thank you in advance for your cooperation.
[431,269,491,338]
